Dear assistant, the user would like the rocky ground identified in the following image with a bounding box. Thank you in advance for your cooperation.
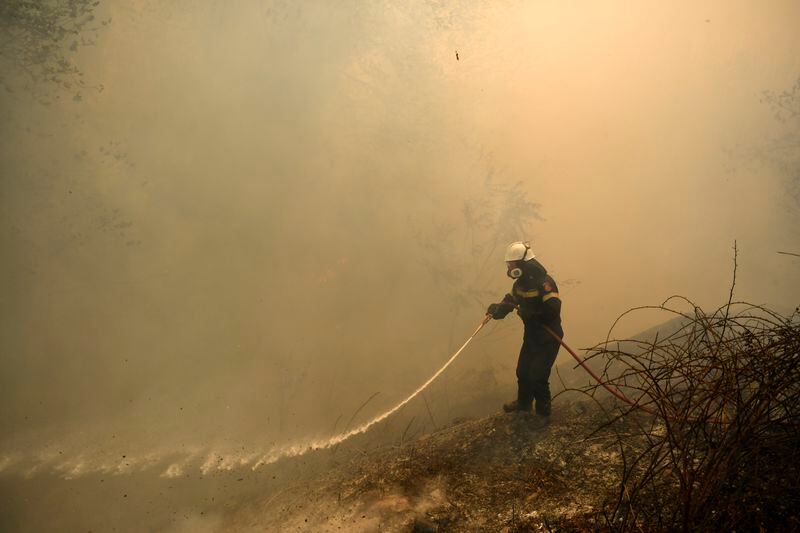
[222,398,626,532]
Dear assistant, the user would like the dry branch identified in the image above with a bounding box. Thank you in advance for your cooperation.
[573,298,800,531]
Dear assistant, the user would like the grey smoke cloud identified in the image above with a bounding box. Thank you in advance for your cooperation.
[1,2,799,529]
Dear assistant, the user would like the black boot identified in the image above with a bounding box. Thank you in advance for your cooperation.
[503,400,519,412]
[535,399,551,417]
[532,380,552,416]
[503,400,532,413]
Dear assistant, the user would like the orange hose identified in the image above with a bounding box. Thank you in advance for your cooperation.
[490,305,665,419]
[540,324,658,417]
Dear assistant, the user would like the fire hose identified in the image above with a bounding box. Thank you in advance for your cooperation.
[538,322,658,417]
[492,308,710,422]
[485,303,658,415]
[266,310,695,463]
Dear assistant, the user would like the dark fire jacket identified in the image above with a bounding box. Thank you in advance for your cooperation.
[494,263,563,342]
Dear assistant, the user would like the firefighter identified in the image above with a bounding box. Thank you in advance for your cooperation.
[486,241,563,418]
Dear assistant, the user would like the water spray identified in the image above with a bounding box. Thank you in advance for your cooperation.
[250,310,654,469]
[251,315,493,468]
[252,309,721,470]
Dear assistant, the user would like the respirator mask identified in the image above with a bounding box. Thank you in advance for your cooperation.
[507,262,523,279]
[504,241,534,279]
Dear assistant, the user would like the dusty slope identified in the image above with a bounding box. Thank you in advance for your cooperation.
[222,399,622,532]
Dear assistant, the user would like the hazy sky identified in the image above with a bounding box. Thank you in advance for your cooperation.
[2,0,799,476]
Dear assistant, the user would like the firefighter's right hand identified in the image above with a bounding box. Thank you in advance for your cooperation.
[487,303,503,319]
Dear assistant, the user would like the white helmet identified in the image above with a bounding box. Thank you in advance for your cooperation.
[504,241,535,262]
[504,241,535,279]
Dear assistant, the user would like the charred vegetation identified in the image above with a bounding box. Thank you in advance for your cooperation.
[565,296,800,531]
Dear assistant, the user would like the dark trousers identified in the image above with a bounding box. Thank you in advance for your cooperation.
[516,336,560,415]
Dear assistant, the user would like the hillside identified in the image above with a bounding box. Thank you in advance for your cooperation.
[222,399,621,531]
[2,305,797,532]
[218,300,800,532]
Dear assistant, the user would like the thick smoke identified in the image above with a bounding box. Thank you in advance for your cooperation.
[1,1,799,530]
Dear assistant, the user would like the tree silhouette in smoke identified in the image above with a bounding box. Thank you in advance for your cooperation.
[0,0,109,102]
[412,171,544,316]
[762,76,800,220]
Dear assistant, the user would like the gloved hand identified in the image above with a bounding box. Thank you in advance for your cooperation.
[487,302,513,319]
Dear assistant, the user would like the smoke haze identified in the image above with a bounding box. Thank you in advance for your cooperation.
[2,1,799,529]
